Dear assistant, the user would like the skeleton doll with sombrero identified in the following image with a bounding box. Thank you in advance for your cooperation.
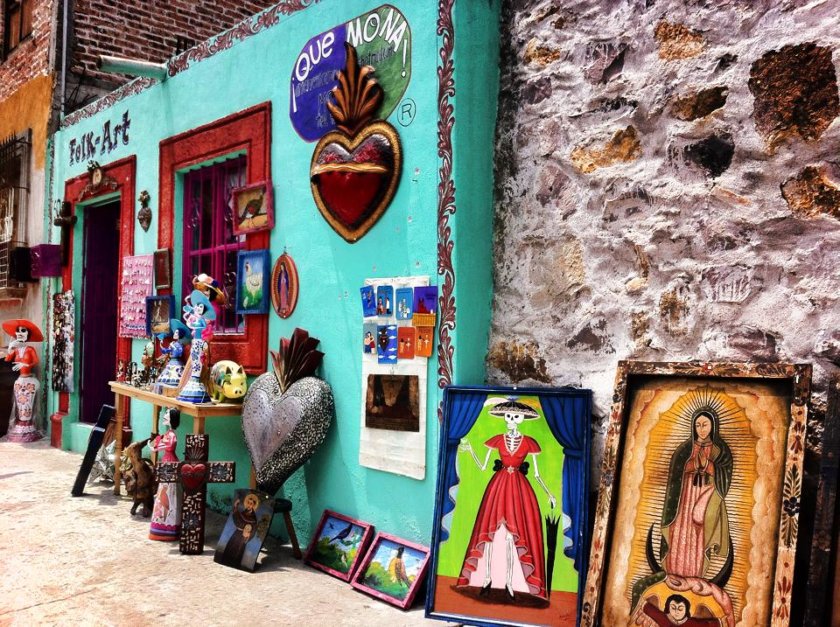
[2,319,44,442]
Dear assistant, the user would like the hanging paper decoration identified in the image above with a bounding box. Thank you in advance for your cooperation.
[51,291,75,393]
[310,43,402,243]
[118,254,154,338]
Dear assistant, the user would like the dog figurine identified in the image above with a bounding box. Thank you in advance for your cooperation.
[122,437,157,517]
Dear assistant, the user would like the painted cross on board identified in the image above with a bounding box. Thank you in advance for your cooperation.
[156,434,235,555]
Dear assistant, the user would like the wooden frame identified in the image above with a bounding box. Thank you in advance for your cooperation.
[145,294,175,337]
[303,509,374,582]
[426,385,592,627]
[235,249,270,315]
[352,532,430,610]
[581,361,811,627]
[270,252,298,319]
[231,180,274,236]
[153,248,171,290]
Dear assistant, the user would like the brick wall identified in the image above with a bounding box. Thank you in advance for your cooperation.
[66,0,279,110]
[0,0,56,103]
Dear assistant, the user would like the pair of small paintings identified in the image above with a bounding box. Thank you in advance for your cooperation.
[304,510,430,610]
[213,489,275,572]
[362,323,433,363]
[360,284,437,326]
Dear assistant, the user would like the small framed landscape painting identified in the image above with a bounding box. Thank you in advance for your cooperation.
[351,532,430,610]
[231,181,274,235]
[304,510,373,582]
[426,385,592,627]
[580,361,811,627]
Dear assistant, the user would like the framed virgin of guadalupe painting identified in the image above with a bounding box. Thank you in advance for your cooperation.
[581,361,811,627]
[426,385,592,627]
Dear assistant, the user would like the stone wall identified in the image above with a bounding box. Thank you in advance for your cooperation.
[489,0,840,446]
[488,1,840,617]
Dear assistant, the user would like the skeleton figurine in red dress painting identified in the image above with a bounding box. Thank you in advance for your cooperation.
[2,319,44,442]
[457,398,556,601]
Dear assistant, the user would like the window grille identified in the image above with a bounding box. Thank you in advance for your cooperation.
[182,155,247,334]
[0,131,30,290]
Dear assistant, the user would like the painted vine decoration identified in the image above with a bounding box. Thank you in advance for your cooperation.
[436,0,457,418]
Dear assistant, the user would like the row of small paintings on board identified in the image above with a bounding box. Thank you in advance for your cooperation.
[422,364,812,627]
[304,509,430,610]
[360,284,437,364]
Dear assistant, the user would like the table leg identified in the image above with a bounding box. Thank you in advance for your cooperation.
[151,404,161,466]
[194,416,205,434]
[113,394,125,496]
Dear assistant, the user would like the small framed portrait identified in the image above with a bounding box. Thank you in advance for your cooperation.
[363,322,377,354]
[395,287,413,320]
[376,324,397,365]
[236,249,270,314]
[376,285,393,317]
[145,295,176,337]
[231,181,274,235]
[352,532,430,610]
[214,489,275,572]
[304,510,374,582]
[365,374,420,432]
[153,248,171,290]
[270,253,299,319]
[412,285,438,327]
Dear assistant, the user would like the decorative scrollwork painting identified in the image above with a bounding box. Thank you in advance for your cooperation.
[581,361,811,627]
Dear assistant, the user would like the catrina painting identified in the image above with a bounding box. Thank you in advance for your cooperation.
[426,386,592,627]
[581,361,811,627]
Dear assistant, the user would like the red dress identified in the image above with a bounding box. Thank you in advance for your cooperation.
[457,434,547,598]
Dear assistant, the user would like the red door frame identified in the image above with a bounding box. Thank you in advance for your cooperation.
[158,103,270,374]
[58,156,135,425]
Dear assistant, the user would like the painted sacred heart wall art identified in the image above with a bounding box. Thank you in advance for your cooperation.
[310,43,402,243]
[241,328,335,495]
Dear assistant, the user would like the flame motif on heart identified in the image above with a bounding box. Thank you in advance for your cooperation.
[310,42,402,243]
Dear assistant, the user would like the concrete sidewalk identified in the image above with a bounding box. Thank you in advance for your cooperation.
[0,441,441,626]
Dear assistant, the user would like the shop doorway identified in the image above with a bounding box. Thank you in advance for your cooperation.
[79,200,121,423]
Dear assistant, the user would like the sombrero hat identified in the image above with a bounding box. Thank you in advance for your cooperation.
[189,289,216,321]
[488,399,540,419]
[2,319,44,342]
[163,319,192,343]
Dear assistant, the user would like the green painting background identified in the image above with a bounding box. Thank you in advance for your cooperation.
[436,396,578,592]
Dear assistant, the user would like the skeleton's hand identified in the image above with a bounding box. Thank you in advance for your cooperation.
[12,363,22,371]
[549,496,557,510]
[458,438,472,452]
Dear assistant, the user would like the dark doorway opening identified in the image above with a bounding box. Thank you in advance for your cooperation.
[79,200,120,423]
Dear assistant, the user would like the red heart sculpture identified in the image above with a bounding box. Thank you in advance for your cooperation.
[311,122,401,243]
[181,463,206,492]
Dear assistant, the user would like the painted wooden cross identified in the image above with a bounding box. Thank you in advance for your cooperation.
[156,434,235,555]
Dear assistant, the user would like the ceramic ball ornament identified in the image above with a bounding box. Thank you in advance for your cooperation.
[241,328,334,496]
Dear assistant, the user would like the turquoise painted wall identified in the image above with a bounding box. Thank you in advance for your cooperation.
[47,0,500,546]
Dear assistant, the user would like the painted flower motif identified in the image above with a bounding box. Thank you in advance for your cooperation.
[783,496,800,517]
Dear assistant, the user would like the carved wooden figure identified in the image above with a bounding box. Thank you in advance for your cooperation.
[156,434,235,555]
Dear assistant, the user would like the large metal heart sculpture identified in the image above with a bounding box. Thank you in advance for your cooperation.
[310,42,402,243]
[241,375,334,496]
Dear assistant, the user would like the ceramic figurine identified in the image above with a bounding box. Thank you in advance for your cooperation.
[122,437,157,517]
[116,359,126,382]
[156,320,192,393]
[192,273,226,321]
[209,360,248,404]
[177,290,216,404]
[149,408,182,541]
[2,319,44,442]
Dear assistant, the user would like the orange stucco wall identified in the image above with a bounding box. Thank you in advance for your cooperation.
[0,73,54,168]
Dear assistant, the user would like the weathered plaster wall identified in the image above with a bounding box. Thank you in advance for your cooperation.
[489,0,840,443]
[488,1,840,617]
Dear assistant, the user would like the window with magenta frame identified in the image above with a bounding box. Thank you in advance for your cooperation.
[182,155,247,335]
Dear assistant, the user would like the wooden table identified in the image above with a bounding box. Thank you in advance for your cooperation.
[109,381,243,495]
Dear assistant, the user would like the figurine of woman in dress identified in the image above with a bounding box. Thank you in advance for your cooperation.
[2,319,44,442]
[156,319,192,393]
[457,398,556,601]
[177,290,216,404]
[149,408,182,541]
